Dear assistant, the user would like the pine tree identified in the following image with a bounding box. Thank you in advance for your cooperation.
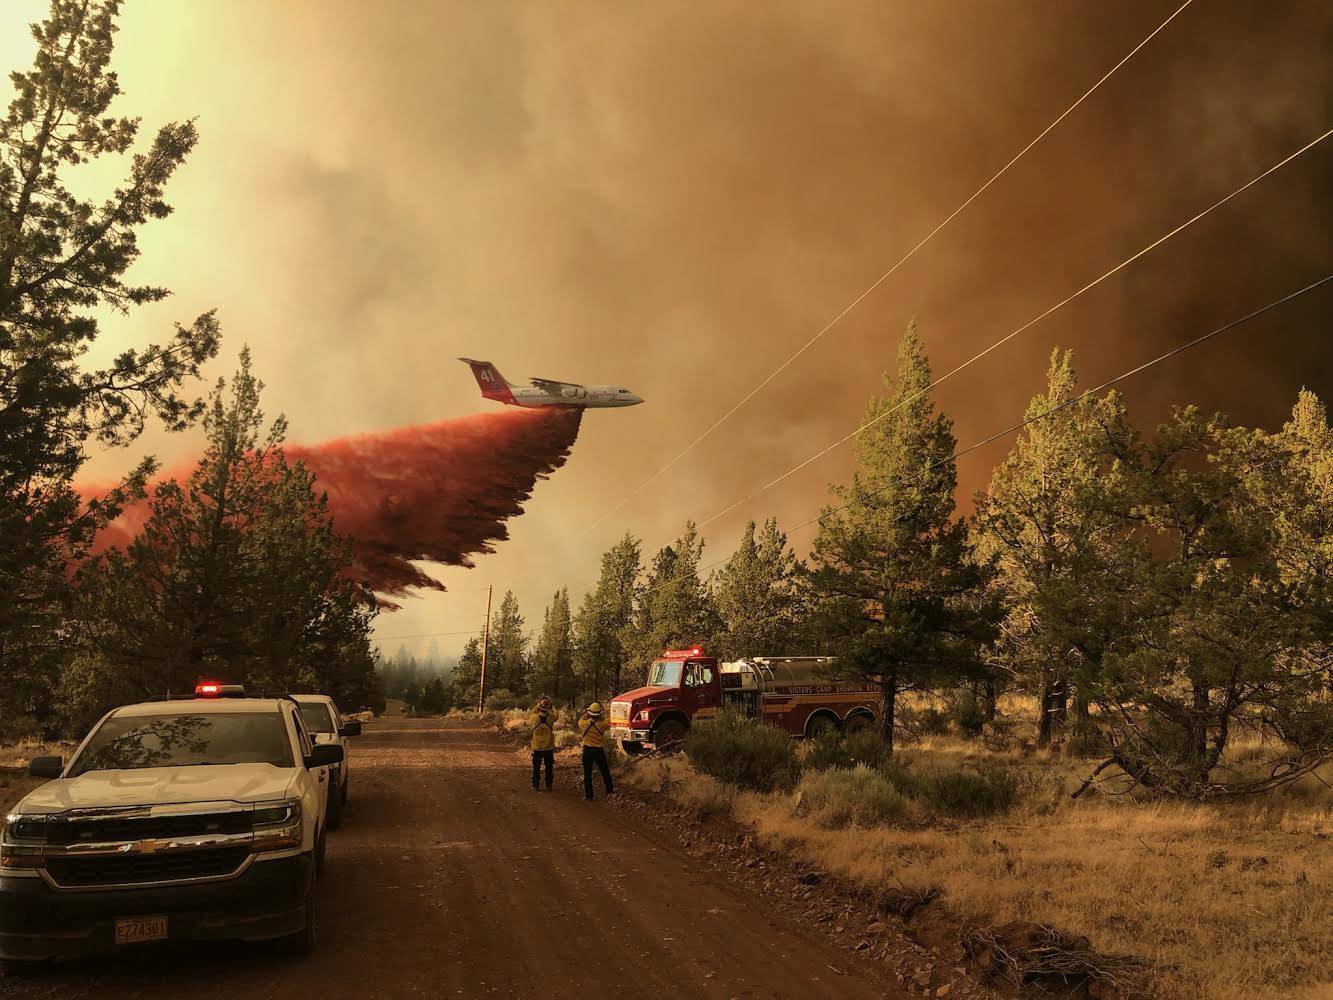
[807,324,999,750]
[61,350,377,729]
[488,590,528,696]
[530,588,574,701]
[712,518,804,659]
[573,533,640,699]
[450,637,484,709]
[0,0,220,735]
[1084,405,1331,794]
[622,522,718,676]
[975,349,1131,744]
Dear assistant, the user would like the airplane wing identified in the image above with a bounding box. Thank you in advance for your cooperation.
[530,377,583,392]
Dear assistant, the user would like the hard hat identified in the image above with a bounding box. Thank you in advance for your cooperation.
[586,702,603,717]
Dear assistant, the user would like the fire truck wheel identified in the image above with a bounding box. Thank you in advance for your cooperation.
[844,713,874,735]
[806,714,840,740]
[652,719,687,751]
[620,740,645,756]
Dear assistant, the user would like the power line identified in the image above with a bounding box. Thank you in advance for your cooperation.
[373,629,483,642]
[695,123,1333,531]
[788,273,1333,533]
[589,271,1331,603]
[579,0,1197,539]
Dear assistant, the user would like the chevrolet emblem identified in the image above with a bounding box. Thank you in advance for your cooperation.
[131,839,165,855]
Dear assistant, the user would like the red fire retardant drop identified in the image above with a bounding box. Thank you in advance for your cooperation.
[86,408,583,602]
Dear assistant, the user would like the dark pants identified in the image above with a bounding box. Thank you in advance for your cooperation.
[582,746,613,799]
[531,749,554,789]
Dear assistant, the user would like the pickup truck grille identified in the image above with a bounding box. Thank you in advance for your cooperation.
[47,812,253,846]
[45,846,251,888]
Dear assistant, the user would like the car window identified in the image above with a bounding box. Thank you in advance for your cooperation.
[647,660,683,687]
[298,702,335,734]
[289,708,313,759]
[69,712,294,775]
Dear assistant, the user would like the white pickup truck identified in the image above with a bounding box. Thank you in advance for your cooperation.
[292,694,361,830]
[0,685,343,969]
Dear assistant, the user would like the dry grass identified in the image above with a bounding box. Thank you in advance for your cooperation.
[624,732,1333,1000]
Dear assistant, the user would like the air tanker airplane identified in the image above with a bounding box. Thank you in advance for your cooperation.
[460,358,644,408]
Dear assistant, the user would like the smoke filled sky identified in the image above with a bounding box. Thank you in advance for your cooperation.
[4,1,1331,658]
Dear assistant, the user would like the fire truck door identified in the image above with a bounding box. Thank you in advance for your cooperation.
[681,661,719,719]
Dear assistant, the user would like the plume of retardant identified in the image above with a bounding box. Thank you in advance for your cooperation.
[88,408,583,602]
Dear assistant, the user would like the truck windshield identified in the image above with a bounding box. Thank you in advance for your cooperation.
[647,660,683,687]
[298,703,335,734]
[69,713,294,776]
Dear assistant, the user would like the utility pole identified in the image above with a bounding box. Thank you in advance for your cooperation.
[477,585,493,713]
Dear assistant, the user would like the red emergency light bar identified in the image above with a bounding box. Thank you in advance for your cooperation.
[194,682,245,698]
[662,647,704,659]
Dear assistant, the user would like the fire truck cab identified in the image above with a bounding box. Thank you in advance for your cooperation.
[607,648,880,753]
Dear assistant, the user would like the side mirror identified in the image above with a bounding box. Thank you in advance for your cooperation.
[28,756,64,779]
[307,744,344,769]
[338,721,361,737]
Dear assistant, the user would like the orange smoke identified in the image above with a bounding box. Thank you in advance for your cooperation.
[87,408,583,600]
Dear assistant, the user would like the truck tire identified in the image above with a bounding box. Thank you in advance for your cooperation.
[844,713,874,735]
[277,888,317,956]
[341,773,350,806]
[652,718,688,752]
[620,740,645,756]
[315,829,327,878]
[806,714,839,740]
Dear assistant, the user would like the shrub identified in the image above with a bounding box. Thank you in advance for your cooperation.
[806,729,892,771]
[900,704,951,739]
[915,762,1019,817]
[948,693,987,736]
[797,766,910,828]
[483,688,526,711]
[684,709,801,792]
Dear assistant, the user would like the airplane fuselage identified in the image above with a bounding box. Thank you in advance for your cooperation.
[507,384,642,408]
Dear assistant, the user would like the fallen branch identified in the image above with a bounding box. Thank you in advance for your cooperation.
[1071,757,1120,799]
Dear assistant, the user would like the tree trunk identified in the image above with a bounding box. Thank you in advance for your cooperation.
[880,665,898,753]
[1037,667,1054,747]
[1053,677,1069,728]
[982,679,998,724]
[1074,688,1091,723]
[1191,681,1210,784]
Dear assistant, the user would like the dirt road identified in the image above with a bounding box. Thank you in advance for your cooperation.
[5,717,900,999]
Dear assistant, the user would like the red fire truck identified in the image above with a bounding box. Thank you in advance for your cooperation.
[607,647,881,752]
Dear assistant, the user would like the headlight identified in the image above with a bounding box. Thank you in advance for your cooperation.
[3,814,48,841]
[251,799,302,851]
[1,813,46,872]
[253,801,300,827]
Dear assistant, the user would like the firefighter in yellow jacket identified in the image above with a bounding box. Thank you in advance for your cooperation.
[530,696,557,791]
[578,703,614,800]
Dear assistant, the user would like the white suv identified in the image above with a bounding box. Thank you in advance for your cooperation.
[0,685,343,968]
[291,694,360,830]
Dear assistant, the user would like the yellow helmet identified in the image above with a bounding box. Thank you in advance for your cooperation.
[586,702,603,717]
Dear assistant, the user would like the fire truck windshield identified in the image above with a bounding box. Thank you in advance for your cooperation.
[647,660,684,687]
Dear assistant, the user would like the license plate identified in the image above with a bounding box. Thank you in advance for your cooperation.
[115,915,168,945]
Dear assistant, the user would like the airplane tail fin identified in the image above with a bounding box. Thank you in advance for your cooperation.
[459,358,517,404]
